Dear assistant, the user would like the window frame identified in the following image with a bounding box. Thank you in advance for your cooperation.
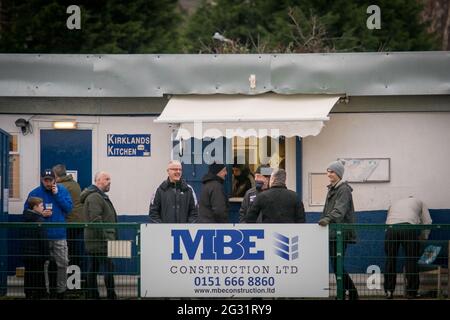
[8,133,20,200]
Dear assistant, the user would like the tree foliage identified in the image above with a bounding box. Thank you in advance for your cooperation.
[0,0,439,53]
[183,0,439,53]
[0,0,182,53]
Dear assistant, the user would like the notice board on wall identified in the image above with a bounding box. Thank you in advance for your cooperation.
[339,158,390,182]
[309,173,329,206]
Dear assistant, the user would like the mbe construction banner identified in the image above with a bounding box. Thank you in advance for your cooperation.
[140,224,329,298]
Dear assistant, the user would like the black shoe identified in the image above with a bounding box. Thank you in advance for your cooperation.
[107,292,117,300]
[347,289,359,300]
[86,291,100,300]
[56,292,66,300]
[385,291,394,299]
[406,292,420,299]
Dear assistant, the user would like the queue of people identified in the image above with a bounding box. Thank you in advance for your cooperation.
[21,158,434,300]
[22,166,118,300]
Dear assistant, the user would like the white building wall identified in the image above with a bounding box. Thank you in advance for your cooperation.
[3,111,450,216]
[0,114,172,216]
[303,112,450,212]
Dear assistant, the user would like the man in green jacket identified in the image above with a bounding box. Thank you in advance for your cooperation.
[319,160,358,300]
[53,164,85,292]
[81,171,118,299]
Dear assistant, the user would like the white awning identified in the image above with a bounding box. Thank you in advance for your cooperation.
[155,94,341,139]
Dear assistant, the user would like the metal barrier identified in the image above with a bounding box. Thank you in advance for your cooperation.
[0,222,140,299]
[1,222,449,300]
[330,224,450,300]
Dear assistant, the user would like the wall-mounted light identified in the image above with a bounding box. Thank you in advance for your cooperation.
[15,118,32,135]
[53,121,77,129]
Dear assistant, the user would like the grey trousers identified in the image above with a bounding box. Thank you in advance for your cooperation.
[48,240,69,293]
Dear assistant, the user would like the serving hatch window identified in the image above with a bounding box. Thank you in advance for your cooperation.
[231,136,285,197]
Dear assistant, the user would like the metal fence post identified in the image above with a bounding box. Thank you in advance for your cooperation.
[336,224,345,300]
[136,226,141,299]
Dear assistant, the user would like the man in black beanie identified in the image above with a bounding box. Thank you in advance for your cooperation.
[198,162,229,223]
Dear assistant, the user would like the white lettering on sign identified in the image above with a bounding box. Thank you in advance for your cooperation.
[107,134,151,157]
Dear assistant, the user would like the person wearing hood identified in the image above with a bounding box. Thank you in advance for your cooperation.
[53,164,85,292]
[149,160,198,223]
[24,169,72,299]
[198,162,229,223]
[239,165,273,223]
[319,160,358,300]
[231,160,254,198]
[81,171,118,299]
[244,169,305,223]
[22,197,50,299]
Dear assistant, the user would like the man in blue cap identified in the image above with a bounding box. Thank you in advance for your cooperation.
[24,168,73,299]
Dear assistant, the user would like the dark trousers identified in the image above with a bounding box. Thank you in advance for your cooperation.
[24,257,47,299]
[67,228,86,288]
[48,259,57,294]
[330,241,358,299]
[384,227,420,294]
[87,256,116,299]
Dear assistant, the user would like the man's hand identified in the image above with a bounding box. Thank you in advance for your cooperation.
[51,183,58,195]
[42,209,52,217]
[418,233,427,241]
[318,219,329,227]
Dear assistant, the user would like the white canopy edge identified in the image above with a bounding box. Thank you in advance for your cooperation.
[155,94,341,138]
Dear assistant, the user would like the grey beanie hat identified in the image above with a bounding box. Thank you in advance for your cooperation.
[327,160,345,179]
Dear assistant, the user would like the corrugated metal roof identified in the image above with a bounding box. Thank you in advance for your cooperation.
[0,52,449,97]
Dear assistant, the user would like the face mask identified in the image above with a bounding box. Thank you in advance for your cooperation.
[255,180,264,191]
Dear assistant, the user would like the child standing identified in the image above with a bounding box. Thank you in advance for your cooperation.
[22,197,51,299]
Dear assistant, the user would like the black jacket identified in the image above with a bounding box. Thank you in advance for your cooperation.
[149,178,198,223]
[21,209,49,257]
[198,173,229,223]
[244,185,305,223]
[239,187,261,223]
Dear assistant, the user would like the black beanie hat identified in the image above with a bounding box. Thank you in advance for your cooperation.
[209,162,226,175]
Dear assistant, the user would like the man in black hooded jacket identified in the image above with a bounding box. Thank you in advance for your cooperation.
[198,162,229,223]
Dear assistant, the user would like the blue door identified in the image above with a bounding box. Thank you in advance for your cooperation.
[40,130,92,190]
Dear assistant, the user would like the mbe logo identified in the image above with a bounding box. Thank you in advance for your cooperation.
[171,229,265,260]
[273,233,299,261]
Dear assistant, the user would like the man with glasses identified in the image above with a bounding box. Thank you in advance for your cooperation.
[149,160,198,223]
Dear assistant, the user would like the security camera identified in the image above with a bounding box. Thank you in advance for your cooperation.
[15,118,31,135]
